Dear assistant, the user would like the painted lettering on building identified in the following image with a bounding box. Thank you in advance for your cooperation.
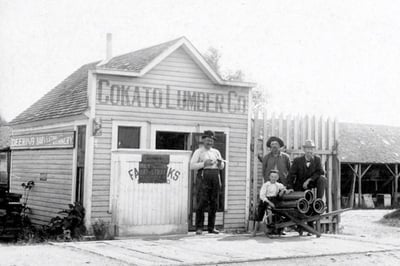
[11,132,75,150]
[128,166,181,184]
[97,79,247,113]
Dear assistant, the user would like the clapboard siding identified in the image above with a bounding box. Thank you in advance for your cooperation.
[96,109,248,127]
[92,48,250,229]
[10,125,74,225]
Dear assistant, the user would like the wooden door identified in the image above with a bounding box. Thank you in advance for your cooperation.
[111,150,191,236]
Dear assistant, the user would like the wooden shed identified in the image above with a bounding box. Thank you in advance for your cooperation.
[8,36,255,236]
[339,122,400,208]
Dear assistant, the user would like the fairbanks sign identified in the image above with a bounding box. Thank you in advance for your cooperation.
[97,79,248,113]
[11,132,75,150]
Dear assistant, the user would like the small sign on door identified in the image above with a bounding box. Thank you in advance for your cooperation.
[138,154,170,183]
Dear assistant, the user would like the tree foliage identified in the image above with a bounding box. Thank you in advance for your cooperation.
[203,47,221,74]
[0,113,7,126]
[203,47,267,110]
[203,47,244,81]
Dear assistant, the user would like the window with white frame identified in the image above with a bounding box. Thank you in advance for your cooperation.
[118,126,140,149]
[112,121,147,150]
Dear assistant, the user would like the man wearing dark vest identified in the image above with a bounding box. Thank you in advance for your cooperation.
[288,140,327,198]
[190,130,224,235]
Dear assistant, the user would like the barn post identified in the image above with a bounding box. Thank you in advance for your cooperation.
[358,164,362,207]
[349,164,358,208]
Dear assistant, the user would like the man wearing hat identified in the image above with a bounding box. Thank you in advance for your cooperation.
[190,130,225,235]
[261,136,291,186]
[288,140,326,198]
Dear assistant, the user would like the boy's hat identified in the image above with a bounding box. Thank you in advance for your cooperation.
[266,136,284,148]
[201,130,216,140]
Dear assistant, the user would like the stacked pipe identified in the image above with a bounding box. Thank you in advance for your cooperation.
[275,190,325,216]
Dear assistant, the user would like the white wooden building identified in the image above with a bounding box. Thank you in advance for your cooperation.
[9,37,255,236]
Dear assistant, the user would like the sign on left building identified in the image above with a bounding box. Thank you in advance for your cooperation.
[10,131,75,150]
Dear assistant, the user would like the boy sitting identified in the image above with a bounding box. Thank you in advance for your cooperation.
[252,169,293,236]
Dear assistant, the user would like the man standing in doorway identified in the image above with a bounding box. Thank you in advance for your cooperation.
[288,140,327,198]
[261,136,291,186]
[190,130,225,235]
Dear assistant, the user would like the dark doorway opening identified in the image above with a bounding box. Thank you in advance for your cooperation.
[156,131,189,150]
[75,126,86,204]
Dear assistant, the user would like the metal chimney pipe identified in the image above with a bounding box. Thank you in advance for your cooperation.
[106,33,112,60]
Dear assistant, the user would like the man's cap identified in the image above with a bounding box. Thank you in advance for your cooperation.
[201,130,216,140]
[266,136,284,148]
[303,139,316,148]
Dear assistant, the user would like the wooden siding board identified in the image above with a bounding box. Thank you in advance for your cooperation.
[96,109,248,126]
[10,146,73,224]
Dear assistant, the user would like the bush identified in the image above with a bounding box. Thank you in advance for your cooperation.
[18,224,48,244]
[383,209,400,219]
[379,209,400,227]
[44,202,86,241]
[92,219,114,240]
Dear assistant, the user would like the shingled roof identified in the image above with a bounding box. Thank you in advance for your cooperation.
[339,122,400,164]
[10,38,183,126]
[98,38,181,72]
[10,37,254,126]
[10,61,99,125]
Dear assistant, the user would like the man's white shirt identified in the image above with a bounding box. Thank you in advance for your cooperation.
[190,147,225,170]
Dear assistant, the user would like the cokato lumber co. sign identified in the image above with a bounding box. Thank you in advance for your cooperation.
[10,131,75,150]
[97,79,248,113]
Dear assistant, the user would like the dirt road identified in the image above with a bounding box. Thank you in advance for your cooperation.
[0,209,399,265]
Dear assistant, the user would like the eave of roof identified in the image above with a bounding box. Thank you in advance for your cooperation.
[9,61,99,126]
[96,36,256,88]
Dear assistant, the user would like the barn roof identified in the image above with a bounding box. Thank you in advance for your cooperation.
[10,37,255,126]
[339,122,400,164]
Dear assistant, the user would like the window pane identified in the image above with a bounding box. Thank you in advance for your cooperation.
[156,131,188,150]
[118,126,140,148]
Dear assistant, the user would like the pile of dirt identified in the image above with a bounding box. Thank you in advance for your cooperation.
[380,209,400,227]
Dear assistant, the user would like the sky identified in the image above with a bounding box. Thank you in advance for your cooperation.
[1,0,400,126]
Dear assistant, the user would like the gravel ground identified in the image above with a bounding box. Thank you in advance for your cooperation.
[0,209,399,266]
[339,209,400,246]
[227,209,400,266]
[0,244,128,266]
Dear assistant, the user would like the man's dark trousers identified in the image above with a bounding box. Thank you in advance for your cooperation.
[196,169,220,231]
